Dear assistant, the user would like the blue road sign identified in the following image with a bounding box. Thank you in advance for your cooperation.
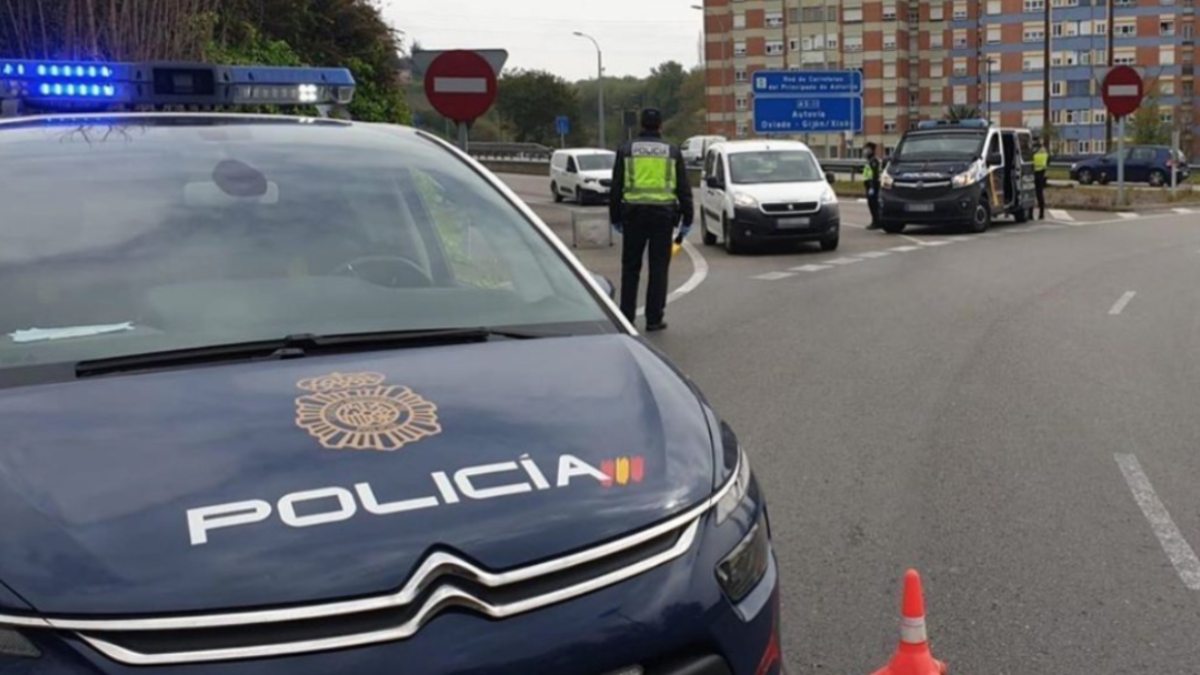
[555,115,570,136]
[752,70,863,96]
[753,96,863,134]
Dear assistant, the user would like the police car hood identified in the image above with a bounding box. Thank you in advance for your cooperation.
[886,158,975,180]
[0,335,717,615]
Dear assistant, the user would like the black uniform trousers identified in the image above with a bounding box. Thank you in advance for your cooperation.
[1034,171,1047,218]
[865,182,881,226]
[619,205,677,326]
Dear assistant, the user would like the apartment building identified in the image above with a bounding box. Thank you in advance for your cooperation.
[701,0,1198,157]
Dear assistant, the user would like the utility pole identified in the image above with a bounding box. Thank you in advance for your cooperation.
[1105,0,1115,151]
[1043,0,1051,145]
[573,32,605,149]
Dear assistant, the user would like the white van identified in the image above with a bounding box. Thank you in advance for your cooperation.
[549,148,616,205]
[700,140,839,254]
[681,135,726,166]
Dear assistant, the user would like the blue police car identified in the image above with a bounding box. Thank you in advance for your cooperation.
[0,60,782,674]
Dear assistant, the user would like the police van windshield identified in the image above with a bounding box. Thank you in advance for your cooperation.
[728,150,823,184]
[577,153,615,171]
[894,133,985,161]
[0,118,613,376]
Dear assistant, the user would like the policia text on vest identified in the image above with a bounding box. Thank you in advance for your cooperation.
[609,110,694,332]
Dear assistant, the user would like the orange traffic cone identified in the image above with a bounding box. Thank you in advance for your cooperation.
[871,569,947,675]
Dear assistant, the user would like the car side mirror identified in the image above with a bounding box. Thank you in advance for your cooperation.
[987,152,1003,167]
[826,172,836,185]
[590,272,616,300]
[705,176,723,189]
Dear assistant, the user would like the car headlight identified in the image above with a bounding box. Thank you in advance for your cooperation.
[0,627,40,658]
[820,186,838,205]
[880,171,894,190]
[1070,163,1078,172]
[716,512,771,603]
[732,192,758,208]
[951,160,985,188]
[715,448,752,525]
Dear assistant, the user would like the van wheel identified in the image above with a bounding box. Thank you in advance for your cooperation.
[574,187,584,205]
[820,234,839,251]
[969,198,991,233]
[723,216,743,254]
[1098,172,1110,185]
[552,182,563,203]
[1014,205,1029,223]
[1078,169,1093,185]
[1149,170,1167,187]
[882,221,906,234]
[701,211,717,246]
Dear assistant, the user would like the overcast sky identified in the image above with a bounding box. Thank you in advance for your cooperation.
[387,0,705,81]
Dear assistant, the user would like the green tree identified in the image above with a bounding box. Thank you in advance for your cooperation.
[643,61,687,121]
[1129,89,1170,146]
[945,104,984,122]
[662,67,706,144]
[496,69,580,145]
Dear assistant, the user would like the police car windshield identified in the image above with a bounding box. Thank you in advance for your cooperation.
[0,117,612,374]
[728,151,822,184]
[894,133,984,161]
[577,153,615,171]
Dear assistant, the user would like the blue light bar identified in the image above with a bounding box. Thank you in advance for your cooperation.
[1,59,354,112]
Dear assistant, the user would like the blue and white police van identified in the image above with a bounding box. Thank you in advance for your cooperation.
[0,59,782,674]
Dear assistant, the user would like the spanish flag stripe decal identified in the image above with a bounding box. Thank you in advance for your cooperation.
[616,457,630,486]
[630,456,645,483]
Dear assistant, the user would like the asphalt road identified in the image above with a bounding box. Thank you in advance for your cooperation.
[499,172,1200,673]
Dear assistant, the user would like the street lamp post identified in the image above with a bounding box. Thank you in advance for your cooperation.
[573,31,605,148]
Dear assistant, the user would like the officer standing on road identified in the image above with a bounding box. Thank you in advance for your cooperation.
[1032,140,1050,220]
[863,142,882,230]
[610,108,693,332]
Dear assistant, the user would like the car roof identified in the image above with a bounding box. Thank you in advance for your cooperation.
[711,139,813,154]
[554,148,614,155]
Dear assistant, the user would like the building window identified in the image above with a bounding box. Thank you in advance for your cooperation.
[1023,111,1044,128]
[884,63,897,78]
[987,0,1002,14]
[1158,109,1173,124]
[954,86,967,104]
[734,42,747,57]
[953,58,968,76]
[789,38,800,52]
[931,61,945,78]
[883,2,897,20]
[736,121,749,137]
[884,90,898,105]
[1024,25,1045,42]
[1024,0,1045,11]
[884,119,898,133]
[987,25,1001,43]
[765,41,784,56]
[733,13,746,29]
[884,34,898,50]
[1114,48,1136,65]
[735,95,748,111]
[828,36,839,48]
[1094,21,1107,35]
[1162,80,1176,96]
[989,83,1001,102]
[735,68,748,82]
[1023,54,1045,71]
[953,2,967,20]
[844,7,863,22]
[845,36,864,52]
[1050,0,1079,6]
[1162,46,1176,65]
[930,33,945,49]
[953,30,968,48]
[1161,19,1175,37]
[1114,19,1136,37]
[1023,81,1042,101]
[1052,81,1065,97]
[802,6,825,22]
[989,58,1001,73]
[931,4,944,20]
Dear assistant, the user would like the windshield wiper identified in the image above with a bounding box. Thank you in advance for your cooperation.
[75,327,561,378]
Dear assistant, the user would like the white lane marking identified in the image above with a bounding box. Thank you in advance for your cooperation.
[789,264,833,272]
[637,241,709,317]
[1108,290,1137,316]
[1041,224,1067,230]
[857,251,892,259]
[433,77,489,94]
[1114,454,1200,591]
[752,271,795,281]
[1117,212,1139,220]
[1048,209,1074,221]
[1173,208,1196,215]
[888,245,921,252]
[899,234,926,246]
[920,240,953,247]
[826,257,864,265]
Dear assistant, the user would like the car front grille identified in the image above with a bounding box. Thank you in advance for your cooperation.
[0,462,742,666]
[760,202,818,214]
[892,181,953,200]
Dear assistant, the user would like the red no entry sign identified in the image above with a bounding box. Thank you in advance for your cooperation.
[424,50,498,124]
[1102,66,1144,119]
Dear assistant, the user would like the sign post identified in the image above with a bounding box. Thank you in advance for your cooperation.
[555,115,570,148]
[1101,65,1144,206]
[1171,128,1181,195]
[751,70,864,136]
[415,49,507,151]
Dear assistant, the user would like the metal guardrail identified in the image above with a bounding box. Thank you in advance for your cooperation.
[467,142,553,162]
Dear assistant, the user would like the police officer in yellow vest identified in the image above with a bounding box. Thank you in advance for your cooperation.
[863,142,882,229]
[609,108,693,332]
[1033,140,1050,220]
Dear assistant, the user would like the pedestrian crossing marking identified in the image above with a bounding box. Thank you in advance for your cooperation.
[752,272,795,281]
[788,264,833,272]
[1048,209,1074,221]
[888,245,921,252]
[826,257,864,265]
[856,251,892,259]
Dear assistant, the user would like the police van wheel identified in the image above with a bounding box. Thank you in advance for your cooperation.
[723,217,743,254]
[701,212,718,245]
[552,182,563,203]
[1014,206,1029,223]
[969,199,991,233]
[882,221,905,234]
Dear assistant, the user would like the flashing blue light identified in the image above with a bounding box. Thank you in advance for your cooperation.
[16,64,24,75]
[102,84,114,96]
[37,65,46,76]
[49,65,60,76]
[100,66,112,78]
[2,64,11,76]
[87,66,97,77]
[65,84,75,95]
[91,84,100,96]
[52,83,62,95]
[76,66,85,77]
[39,83,50,95]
